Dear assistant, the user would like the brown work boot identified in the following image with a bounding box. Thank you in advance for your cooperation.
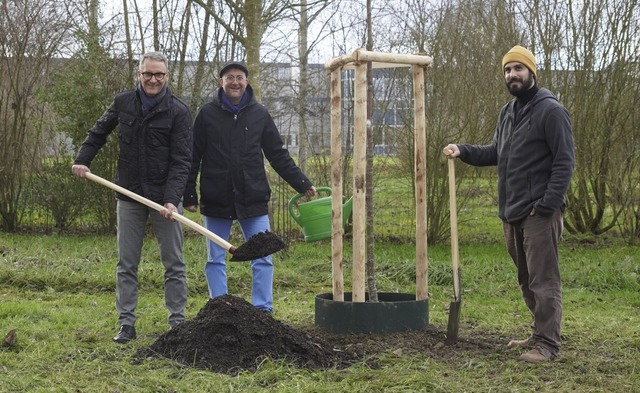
[519,347,555,363]
[507,336,534,348]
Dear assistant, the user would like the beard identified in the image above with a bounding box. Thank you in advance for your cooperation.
[506,73,534,96]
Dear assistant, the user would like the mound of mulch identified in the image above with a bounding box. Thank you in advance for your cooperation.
[136,295,359,375]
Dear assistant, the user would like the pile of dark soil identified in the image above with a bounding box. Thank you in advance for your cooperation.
[137,294,511,375]
[136,295,358,375]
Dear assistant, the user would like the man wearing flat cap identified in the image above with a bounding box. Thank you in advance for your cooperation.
[443,46,575,363]
[184,61,316,313]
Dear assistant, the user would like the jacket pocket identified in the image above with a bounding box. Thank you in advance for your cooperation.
[118,113,136,144]
[242,169,271,204]
[148,119,172,147]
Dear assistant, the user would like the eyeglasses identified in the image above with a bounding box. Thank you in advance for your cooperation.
[140,72,167,81]
[223,75,246,83]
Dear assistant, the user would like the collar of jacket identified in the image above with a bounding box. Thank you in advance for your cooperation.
[137,83,169,116]
[216,85,255,113]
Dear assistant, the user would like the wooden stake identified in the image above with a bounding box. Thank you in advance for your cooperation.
[330,68,344,302]
[352,61,367,303]
[413,64,429,301]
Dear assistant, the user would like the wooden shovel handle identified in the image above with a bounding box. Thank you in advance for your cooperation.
[448,159,461,300]
[84,172,236,253]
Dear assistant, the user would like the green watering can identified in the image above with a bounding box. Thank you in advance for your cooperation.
[288,187,353,242]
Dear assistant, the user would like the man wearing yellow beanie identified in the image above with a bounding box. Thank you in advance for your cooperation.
[442,45,575,363]
[502,45,537,79]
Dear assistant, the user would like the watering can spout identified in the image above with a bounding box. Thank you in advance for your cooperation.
[288,187,353,242]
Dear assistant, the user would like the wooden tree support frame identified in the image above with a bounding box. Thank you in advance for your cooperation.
[325,48,433,303]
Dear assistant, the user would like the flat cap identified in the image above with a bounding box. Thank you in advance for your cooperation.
[219,61,249,78]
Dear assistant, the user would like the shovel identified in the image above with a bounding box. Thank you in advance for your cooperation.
[445,158,462,345]
[84,172,286,262]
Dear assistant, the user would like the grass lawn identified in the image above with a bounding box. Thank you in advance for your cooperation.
[1,230,638,392]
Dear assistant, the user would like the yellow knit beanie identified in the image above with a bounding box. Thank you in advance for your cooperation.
[502,45,537,78]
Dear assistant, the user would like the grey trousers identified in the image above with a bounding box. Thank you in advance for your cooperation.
[503,210,563,355]
[116,200,187,327]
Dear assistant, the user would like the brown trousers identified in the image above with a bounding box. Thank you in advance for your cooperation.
[503,210,563,355]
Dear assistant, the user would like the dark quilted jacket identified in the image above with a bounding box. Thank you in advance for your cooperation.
[74,88,193,206]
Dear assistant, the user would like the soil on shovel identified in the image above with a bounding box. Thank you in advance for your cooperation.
[136,295,358,375]
[229,231,287,261]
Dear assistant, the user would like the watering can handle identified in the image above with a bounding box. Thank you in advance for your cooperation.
[288,186,332,225]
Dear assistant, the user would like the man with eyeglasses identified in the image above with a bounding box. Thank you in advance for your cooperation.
[184,61,316,313]
[72,52,193,343]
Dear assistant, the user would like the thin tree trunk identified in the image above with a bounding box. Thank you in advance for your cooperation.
[365,0,378,302]
[131,0,145,54]
[122,0,135,75]
[244,0,264,100]
[175,0,192,96]
[191,0,213,110]
[297,0,309,173]
[152,0,159,51]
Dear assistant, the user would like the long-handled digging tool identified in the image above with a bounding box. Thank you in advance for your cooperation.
[85,172,285,262]
[446,158,462,345]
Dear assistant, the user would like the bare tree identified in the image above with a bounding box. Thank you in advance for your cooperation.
[38,0,133,230]
[297,0,310,173]
[153,0,160,50]
[292,0,336,173]
[122,0,136,75]
[189,0,215,110]
[518,0,640,239]
[190,0,302,99]
[3,0,635,245]
[173,0,193,95]
[382,0,521,243]
[0,0,75,231]
[130,0,147,54]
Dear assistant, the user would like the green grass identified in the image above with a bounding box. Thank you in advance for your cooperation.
[1,232,639,392]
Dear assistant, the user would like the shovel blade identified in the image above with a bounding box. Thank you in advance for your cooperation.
[445,299,461,345]
[229,231,287,262]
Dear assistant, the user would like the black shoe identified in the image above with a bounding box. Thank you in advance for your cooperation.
[113,325,136,343]
[169,321,183,330]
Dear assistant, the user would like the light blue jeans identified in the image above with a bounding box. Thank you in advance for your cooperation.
[203,215,273,312]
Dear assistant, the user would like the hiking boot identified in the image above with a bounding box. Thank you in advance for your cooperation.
[113,325,136,343]
[519,347,555,363]
[507,336,534,348]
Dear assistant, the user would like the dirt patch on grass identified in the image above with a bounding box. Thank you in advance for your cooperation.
[136,295,510,375]
[307,324,507,365]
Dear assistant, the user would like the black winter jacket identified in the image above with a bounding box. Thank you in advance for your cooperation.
[184,85,313,219]
[458,88,575,224]
[74,88,193,206]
